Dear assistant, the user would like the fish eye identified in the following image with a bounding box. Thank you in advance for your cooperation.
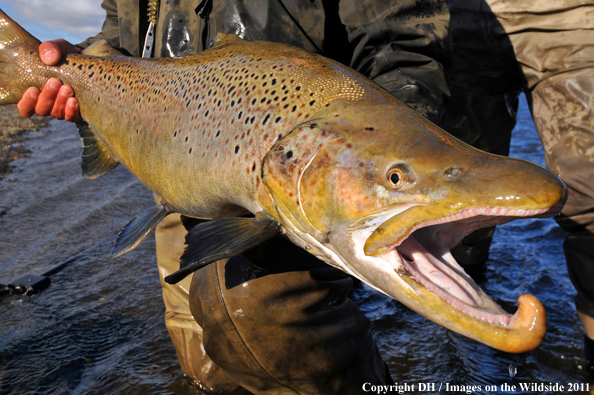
[386,168,404,190]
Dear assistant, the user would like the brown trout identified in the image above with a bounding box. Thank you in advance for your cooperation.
[0,10,567,353]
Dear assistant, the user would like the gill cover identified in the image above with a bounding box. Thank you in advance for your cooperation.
[262,119,342,237]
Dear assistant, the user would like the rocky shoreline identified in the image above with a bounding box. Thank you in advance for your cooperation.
[0,105,50,179]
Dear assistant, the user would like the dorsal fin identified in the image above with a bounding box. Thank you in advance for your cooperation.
[76,121,119,179]
[81,39,123,57]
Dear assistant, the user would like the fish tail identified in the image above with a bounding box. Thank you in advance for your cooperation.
[0,9,46,105]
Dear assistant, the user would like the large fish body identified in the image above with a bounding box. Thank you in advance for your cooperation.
[0,10,567,353]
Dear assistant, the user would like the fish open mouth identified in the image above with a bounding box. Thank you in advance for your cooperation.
[383,207,554,325]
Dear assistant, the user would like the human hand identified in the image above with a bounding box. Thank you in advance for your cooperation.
[17,39,83,122]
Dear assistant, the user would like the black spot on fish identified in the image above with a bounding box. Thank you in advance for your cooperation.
[275,117,281,123]
[263,114,270,125]
[235,146,240,154]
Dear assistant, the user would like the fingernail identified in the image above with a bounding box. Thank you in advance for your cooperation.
[41,48,59,64]
[27,89,39,99]
[46,79,61,91]
[67,98,78,108]
[60,85,73,97]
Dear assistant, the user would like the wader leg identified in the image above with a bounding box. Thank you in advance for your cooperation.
[189,239,392,395]
[156,215,391,393]
[442,0,524,266]
[155,213,246,392]
[529,70,594,350]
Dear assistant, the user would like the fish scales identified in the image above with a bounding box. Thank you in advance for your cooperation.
[59,37,372,218]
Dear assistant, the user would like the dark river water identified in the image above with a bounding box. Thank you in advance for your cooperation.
[0,96,592,394]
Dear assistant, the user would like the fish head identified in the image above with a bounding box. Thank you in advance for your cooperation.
[262,101,567,353]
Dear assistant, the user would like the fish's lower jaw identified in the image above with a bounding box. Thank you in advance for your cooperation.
[400,273,546,352]
[385,242,546,353]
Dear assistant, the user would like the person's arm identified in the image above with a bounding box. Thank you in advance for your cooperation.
[342,2,452,125]
[78,0,120,50]
[17,0,120,122]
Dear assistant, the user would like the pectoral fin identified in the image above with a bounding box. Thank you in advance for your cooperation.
[164,212,281,284]
[112,205,170,257]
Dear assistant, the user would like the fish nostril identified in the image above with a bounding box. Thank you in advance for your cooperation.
[444,167,462,179]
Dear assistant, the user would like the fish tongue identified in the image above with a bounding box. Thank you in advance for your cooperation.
[397,236,482,306]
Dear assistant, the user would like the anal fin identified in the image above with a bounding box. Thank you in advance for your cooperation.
[76,121,119,179]
[164,212,281,284]
[112,205,170,257]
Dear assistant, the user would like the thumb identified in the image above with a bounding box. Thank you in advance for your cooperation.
[39,39,82,66]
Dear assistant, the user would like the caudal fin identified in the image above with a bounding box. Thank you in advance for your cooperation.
[0,9,44,105]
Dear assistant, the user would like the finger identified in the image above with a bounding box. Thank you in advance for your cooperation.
[50,85,74,120]
[17,88,40,118]
[39,39,82,66]
[35,78,62,116]
[64,97,81,122]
